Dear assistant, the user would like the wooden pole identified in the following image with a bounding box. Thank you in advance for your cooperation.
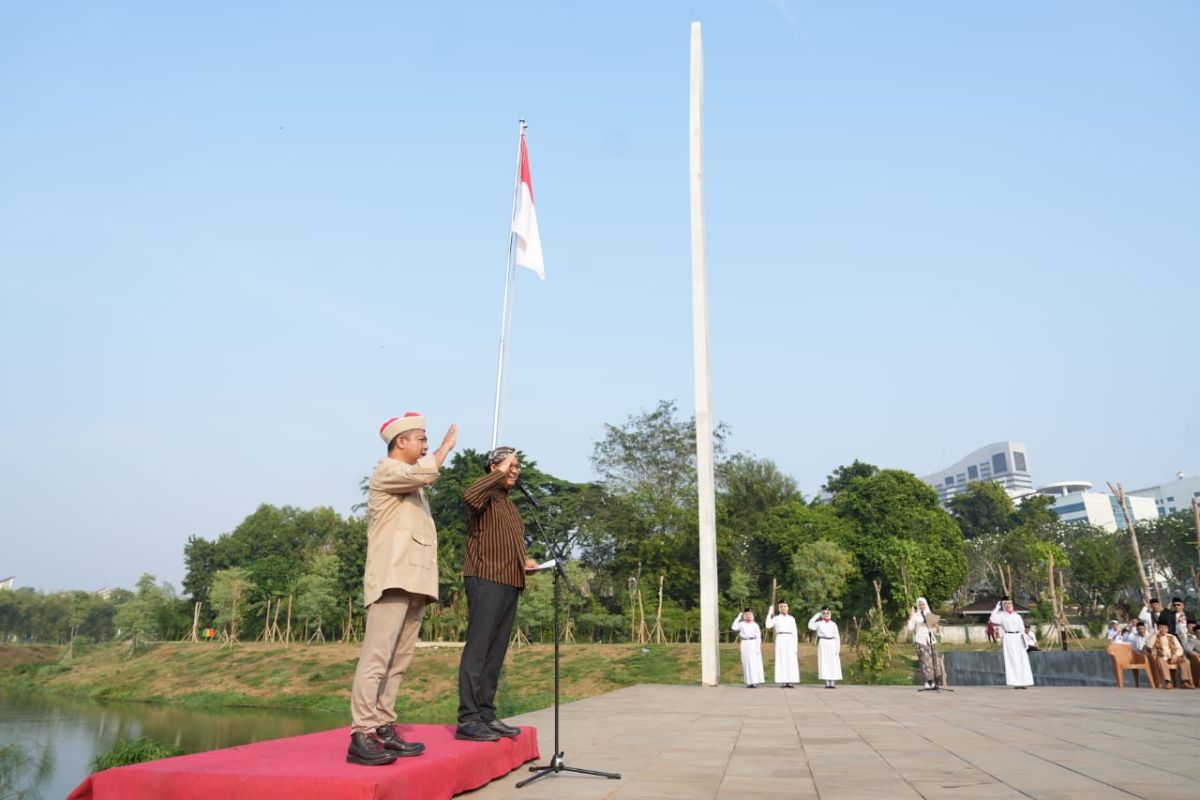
[768,578,777,641]
[690,19,720,688]
[1192,498,1200,567]
[1108,481,1152,605]
[190,602,201,644]
[652,575,666,644]
[284,594,293,649]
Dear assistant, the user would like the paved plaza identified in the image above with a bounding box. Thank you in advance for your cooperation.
[464,684,1200,800]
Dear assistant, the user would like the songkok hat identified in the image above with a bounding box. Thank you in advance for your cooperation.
[1171,597,1184,604]
[486,446,516,467]
[379,412,425,444]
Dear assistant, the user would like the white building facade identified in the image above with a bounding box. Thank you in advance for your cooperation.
[921,441,1035,505]
[1128,472,1200,518]
[1037,481,1159,531]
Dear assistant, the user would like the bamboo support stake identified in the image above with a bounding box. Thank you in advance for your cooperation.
[652,575,666,644]
[1108,481,1152,604]
[190,602,201,644]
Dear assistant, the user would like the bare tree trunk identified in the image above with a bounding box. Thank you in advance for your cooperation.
[1108,481,1152,604]
[284,594,293,649]
[190,602,201,644]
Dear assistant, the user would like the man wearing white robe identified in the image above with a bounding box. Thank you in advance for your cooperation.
[990,599,1033,688]
[765,602,799,687]
[807,607,842,688]
[731,610,765,688]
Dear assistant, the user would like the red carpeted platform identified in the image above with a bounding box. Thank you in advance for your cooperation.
[68,724,539,800]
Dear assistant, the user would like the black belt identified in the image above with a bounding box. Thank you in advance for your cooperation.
[740,637,758,641]
[819,636,836,640]
[776,631,793,635]
[1004,631,1023,635]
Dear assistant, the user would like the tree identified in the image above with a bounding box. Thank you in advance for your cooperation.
[1138,510,1200,594]
[748,499,854,597]
[788,539,857,617]
[832,469,967,615]
[948,481,1016,540]
[209,567,253,641]
[822,460,879,496]
[293,553,340,642]
[114,574,173,652]
[1067,532,1137,615]
[580,400,727,607]
[717,454,801,592]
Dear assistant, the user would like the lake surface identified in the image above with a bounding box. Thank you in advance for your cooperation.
[0,689,344,799]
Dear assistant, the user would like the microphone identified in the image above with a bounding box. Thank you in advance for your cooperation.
[517,481,540,508]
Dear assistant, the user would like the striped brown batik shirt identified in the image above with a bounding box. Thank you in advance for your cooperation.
[462,469,528,589]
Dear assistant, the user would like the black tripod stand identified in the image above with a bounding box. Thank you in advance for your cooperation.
[515,484,620,789]
[916,607,953,693]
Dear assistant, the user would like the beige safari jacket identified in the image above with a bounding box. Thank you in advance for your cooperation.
[363,454,441,606]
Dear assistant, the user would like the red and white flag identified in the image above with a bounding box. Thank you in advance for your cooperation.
[510,133,544,279]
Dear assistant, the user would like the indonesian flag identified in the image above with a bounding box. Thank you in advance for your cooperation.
[510,133,544,279]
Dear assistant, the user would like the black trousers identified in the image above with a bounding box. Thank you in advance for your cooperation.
[457,576,520,724]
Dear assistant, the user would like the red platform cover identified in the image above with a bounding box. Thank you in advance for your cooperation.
[68,724,539,800]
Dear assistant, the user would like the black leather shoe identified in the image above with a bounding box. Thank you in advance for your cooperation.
[375,724,426,756]
[346,731,399,766]
[455,720,501,742]
[484,718,520,738]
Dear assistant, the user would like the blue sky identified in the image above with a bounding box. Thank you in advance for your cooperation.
[2,2,1196,592]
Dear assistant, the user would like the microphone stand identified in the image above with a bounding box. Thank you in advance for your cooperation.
[515,484,621,788]
[916,606,953,693]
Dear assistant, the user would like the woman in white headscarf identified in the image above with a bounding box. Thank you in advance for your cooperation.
[906,597,938,689]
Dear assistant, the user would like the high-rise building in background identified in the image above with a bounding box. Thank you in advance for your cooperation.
[1128,472,1200,518]
[921,441,1035,504]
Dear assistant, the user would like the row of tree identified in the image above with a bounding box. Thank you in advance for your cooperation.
[4,399,1197,648]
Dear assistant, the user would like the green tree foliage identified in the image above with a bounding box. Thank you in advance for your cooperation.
[1066,532,1137,613]
[833,469,967,614]
[788,539,857,617]
[209,567,253,640]
[749,500,854,598]
[580,400,726,607]
[0,740,52,800]
[822,460,878,496]
[717,454,801,594]
[948,481,1016,539]
[1138,509,1200,591]
[293,553,340,641]
[113,574,176,652]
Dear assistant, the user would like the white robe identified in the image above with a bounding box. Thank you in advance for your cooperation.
[989,604,1033,687]
[731,615,765,685]
[807,614,843,681]
[765,610,800,683]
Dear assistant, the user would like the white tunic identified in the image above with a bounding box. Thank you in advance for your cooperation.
[731,615,765,685]
[765,610,800,683]
[989,604,1033,687]
[807,614,843,681]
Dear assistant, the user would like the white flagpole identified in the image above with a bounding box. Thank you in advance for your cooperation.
[690,22,720,687]
[491,118,526,450]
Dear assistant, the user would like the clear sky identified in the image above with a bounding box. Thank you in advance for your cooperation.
[2,2,1196,593]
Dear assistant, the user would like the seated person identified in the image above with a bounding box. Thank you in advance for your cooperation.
[1105,620,1121,641]
[1022,625,1039,652]
[1182,622,1200,657]
[1127,621,1149,654]
[1146,622,1194,688]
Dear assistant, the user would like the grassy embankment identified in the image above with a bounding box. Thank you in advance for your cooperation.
[0,636,1109,721]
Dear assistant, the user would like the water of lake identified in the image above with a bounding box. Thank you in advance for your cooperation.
[0,688,344,799]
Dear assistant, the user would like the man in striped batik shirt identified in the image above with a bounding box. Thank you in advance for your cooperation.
[454,446,539,742]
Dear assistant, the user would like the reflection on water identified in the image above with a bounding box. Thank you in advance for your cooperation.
[0,689,344,799]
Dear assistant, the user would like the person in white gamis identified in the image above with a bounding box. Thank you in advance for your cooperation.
[989,597,1033,689]
[731,609,765,688]
[765,601,800,688]
[807,606,843,689]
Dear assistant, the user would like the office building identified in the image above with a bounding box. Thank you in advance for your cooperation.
[921,441,1035,504]
[1128,472,1200,518]
[1036,481,1159,531]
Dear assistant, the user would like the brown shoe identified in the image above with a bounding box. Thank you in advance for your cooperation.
[375,724,425,756]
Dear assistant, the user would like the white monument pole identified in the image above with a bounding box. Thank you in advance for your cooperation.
[689,21,720,687]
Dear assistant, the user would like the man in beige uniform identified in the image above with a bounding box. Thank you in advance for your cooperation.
[346,412,457,766]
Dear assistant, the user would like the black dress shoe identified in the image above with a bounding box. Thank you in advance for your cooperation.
[375,724,426,756]
[455,720,501,742]
[484,718,520,738]
[346,731,399,766]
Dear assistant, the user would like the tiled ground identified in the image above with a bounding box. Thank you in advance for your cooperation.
[461,684,1200,800]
